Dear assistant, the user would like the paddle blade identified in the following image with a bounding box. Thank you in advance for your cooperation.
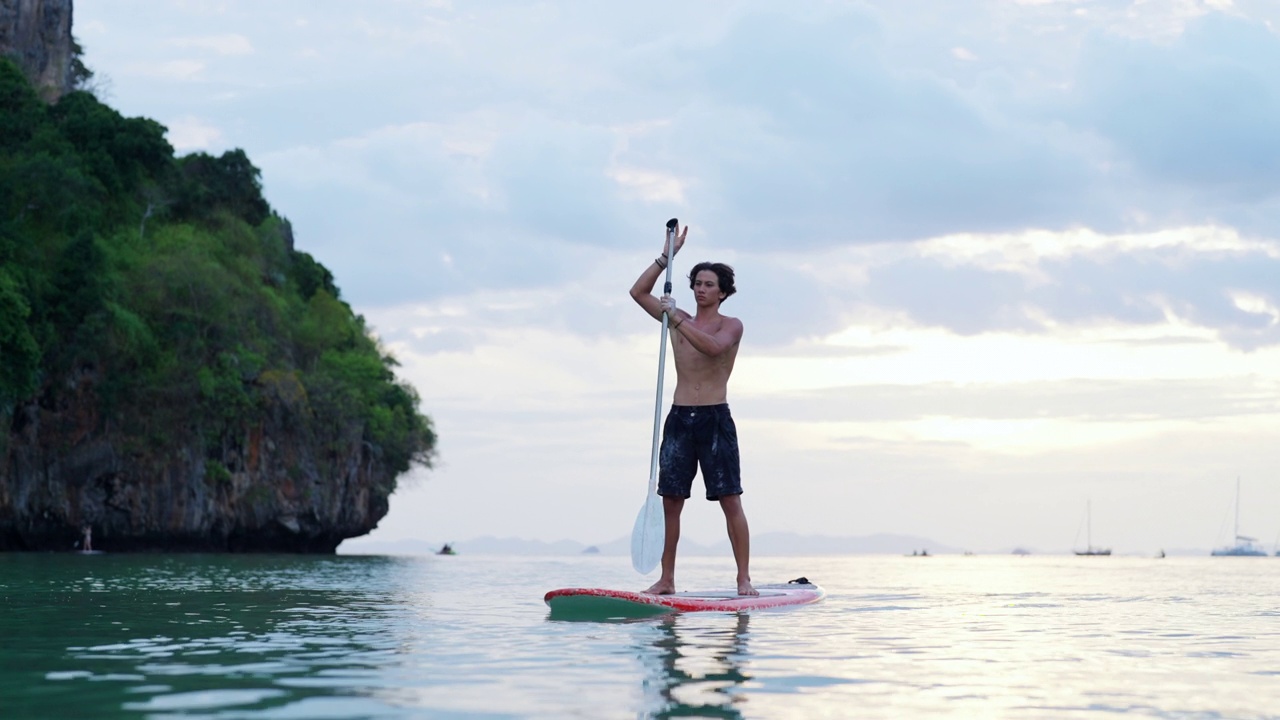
[630,493,665,574]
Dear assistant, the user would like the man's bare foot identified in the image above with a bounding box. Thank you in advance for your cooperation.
[644,579,675,595]
[737,579,758,596]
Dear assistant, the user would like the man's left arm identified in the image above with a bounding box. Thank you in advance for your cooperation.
[674,317,742,357]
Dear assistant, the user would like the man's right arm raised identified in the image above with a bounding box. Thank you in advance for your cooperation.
[629,259,666,321]
[629,224,688,322]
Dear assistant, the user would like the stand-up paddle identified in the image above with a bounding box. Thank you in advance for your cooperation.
[630,218,680,575]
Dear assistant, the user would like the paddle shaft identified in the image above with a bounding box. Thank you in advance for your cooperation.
[647,221,678,493]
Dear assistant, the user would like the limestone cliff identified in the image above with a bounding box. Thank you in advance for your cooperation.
[0,0,74,101]
[0,2,430,553]
[1,369,395,553]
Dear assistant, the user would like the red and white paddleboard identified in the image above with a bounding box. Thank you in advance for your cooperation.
[545,579,824,619]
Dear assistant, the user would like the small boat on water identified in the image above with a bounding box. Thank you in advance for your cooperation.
[437,543,457,556]
[1213,537,1267,556]
[1211,478,1267,557]
[1213,537,1266,556]
[1073,499,1111,556]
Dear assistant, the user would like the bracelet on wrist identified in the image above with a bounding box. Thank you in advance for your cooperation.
[655,255,668,269]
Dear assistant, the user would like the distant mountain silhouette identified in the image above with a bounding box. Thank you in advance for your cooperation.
[340,532,963,556]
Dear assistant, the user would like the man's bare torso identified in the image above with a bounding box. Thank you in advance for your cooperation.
[670,314,739,406]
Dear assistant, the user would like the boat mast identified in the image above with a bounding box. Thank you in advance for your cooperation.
[1086,499,1092,551]
[1234,476,1241,541]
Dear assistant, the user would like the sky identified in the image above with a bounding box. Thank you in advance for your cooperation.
[74,0,1280,555]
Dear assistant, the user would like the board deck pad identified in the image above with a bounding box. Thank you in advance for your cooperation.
[545,580,824,620]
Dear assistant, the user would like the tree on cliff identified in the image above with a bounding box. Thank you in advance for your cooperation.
[0,58,436,551]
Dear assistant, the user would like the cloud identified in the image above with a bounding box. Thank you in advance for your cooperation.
[656,10,1105,247]
[607,166,685,204]
[258,111,671,306]
[166,34,255,56]
[1228,291,1280,326]
[124,59,205,80]
[583,6,1280,254]
[338,220,1280,355]
[164,116,225,151]
[77,19,108,37]
[851,226,1280,348]
[1070,14,1280,200]
[621,225,1280,351]
[737,376,1279,425]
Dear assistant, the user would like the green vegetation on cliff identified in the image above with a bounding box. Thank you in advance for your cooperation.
[0,58,434,485]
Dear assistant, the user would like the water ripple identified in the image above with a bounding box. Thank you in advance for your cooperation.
[3,554,1280,718]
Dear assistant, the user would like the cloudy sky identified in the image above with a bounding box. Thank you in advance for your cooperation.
[76,0,1280,555]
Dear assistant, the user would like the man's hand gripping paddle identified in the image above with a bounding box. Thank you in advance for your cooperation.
[631,218,679,575]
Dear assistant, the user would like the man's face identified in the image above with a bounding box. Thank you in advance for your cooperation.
[692,270,724,307]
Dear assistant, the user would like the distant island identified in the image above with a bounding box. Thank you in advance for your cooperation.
[340,532,967,557]
[340,534,1214,557]
[0,3,433,552]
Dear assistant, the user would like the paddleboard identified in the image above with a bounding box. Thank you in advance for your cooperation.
[545,578,824,619]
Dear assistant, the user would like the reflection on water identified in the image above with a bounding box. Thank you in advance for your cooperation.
[546,596,753,718]
[639,613,751,719]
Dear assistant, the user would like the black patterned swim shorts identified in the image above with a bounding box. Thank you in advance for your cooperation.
[658,404,742,501]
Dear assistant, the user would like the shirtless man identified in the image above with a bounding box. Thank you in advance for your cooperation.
[629,223,756,596]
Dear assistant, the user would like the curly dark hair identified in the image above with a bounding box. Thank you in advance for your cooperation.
[687,262,736,302]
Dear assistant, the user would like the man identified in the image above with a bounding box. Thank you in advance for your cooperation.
[629,223,756,596]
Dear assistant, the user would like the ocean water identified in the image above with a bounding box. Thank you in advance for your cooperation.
[2,552,1279,719]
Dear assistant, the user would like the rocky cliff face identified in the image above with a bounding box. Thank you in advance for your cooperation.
[0,0,74,101]
[0,371,394,553]
[0,0,412,554]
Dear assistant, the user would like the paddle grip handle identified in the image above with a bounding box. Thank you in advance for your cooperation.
[662,217,676,297]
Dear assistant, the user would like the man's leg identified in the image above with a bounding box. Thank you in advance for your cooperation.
[644,496,684,594]
[719,494,756,595]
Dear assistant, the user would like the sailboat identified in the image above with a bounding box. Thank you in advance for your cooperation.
[1210,477,1267,557]
[1073,499,1111,556]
